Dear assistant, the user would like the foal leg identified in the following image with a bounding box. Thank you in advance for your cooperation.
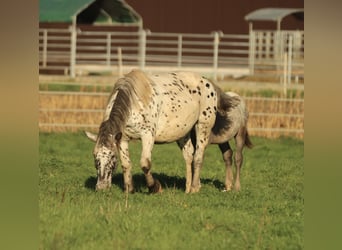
[234,128,246,191]
[118,140,134,193]
[140,134,162,193]
[219,142,234,191]
[177,135,194,193]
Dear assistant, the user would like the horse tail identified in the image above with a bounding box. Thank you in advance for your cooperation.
[244,129,253,149]
[214,84,239,112]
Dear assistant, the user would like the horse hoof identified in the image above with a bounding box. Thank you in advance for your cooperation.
[124,188,135,194]
[234,182,241,192]
[185,184,191,193]
[190,186,200,193]
[123,183,135,194]
[224,184,233,192]
[148,180,163,194]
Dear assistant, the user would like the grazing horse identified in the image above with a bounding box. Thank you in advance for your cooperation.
[189,89,253,191]
[85,69,218,193]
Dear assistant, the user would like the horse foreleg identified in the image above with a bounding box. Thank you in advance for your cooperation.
[234,128,246,191]
[118,140,134,193]
[140,134,162,193]
[177,135,194,193]
[219,142,234,191]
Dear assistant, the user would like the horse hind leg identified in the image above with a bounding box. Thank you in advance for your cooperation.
[177,135,194,193]
[234,127,247,191]
[140,134,162,193]
[191,122,212,193]
[219,142,234,191]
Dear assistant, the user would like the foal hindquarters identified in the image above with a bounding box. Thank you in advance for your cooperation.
[211,91,253,191]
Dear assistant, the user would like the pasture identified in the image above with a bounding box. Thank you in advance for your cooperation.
[39,132,303,249]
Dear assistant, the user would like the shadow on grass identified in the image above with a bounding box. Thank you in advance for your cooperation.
[84,173,224,193]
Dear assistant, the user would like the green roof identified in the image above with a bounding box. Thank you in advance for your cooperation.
[39,0,141,24]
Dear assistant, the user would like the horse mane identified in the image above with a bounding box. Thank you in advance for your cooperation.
[98,70,153,145]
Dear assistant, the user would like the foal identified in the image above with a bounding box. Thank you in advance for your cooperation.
[189,89,253,191]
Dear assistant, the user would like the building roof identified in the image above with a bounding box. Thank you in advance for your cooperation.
[245,7,304,22]
[39,0,141,25]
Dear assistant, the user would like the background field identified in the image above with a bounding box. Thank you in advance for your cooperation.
[39,132,303,249]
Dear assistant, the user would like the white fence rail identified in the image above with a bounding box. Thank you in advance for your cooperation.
[39,28,304,82]
[39,28,251,80]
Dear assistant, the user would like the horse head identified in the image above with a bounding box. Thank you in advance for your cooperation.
[85,130,122,190]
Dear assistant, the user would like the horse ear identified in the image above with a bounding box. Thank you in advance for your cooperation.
[84,131,98,142]
[115,132,122,142]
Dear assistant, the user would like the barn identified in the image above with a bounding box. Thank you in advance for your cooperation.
[39,0,143,74]
[125,0,303,33]
[40,0,141,28]
[39,0,303,78]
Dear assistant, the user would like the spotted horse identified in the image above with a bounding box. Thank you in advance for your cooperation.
[188,88,253,192]
[85,69,218,193]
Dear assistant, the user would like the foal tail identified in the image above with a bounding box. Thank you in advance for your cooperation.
[244,129,253,149]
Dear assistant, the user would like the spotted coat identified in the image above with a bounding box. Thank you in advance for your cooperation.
[86,69,218,193]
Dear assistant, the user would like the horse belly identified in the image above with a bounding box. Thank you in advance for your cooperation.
[154,110,197,143]
[210,128,237,144]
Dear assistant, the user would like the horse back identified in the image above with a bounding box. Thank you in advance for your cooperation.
[148,72,218,142]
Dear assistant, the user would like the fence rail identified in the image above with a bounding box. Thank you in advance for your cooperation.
[39,27,304,83]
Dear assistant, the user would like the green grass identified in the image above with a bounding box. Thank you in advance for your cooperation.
[39,133,303,249]
[39,83,113,92]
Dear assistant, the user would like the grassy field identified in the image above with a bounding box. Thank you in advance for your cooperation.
[39,132,303,249]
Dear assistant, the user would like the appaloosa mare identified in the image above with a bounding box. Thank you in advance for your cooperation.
[189,89,253,191]
[85,69,218,193]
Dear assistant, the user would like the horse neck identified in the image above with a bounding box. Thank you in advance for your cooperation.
[108,87,132,133]
[100,71,153,141]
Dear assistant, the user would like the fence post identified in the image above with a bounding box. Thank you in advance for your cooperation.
[283,53,288,97]
[106,33,111,66]
[213,31,220,81]
[138,29,146,70]
[69,24,77,78]
[287,35,293,86]
[177,34,182,67]
[248,29,255,75]
[275,31,283,73]
[42,29,47,67]
[117,47,123,77]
